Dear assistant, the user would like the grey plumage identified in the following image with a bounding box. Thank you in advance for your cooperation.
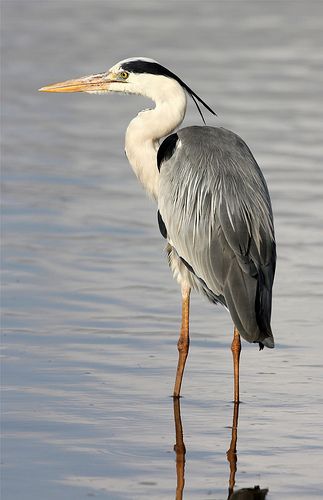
[158,126,276,348]
[40,57,276,399]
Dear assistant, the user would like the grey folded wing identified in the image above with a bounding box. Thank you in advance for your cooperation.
[158,126,276,346]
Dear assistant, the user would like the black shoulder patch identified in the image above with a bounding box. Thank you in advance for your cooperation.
[157,210,167,239]
[157,133,178,171]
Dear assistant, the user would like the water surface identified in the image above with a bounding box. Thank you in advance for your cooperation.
[2,1,323,499]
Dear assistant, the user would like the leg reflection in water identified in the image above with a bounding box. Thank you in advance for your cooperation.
[172,398,268,500]
[226,402,268,499]
[227,402,240,497]
[173,398,186,500]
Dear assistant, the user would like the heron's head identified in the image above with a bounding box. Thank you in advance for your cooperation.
[39,57,158,95]
[39,57,216,121]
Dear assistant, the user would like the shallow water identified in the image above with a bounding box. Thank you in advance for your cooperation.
[2,1,323,499]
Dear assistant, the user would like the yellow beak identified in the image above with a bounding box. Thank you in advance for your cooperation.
[39,72,114,93]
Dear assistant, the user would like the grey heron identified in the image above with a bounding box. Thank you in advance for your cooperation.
[39,57,276,402]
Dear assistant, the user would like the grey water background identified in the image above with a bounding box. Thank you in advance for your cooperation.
[2,1,323,499]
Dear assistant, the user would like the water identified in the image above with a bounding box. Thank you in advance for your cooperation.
[2,1,323,498]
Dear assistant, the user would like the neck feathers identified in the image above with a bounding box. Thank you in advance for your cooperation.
[125,78,186,199]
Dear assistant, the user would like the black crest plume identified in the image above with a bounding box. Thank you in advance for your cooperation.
[122,59,217,124]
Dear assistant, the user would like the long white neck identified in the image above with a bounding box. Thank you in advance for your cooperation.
[125,77,187,200]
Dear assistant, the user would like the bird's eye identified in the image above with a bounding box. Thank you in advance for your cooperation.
[119,71,129,80]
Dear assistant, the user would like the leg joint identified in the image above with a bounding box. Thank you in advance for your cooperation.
[231,341,241,354]
[177,335,190,353]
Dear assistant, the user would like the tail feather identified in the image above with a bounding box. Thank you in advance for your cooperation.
[223,257,274,348]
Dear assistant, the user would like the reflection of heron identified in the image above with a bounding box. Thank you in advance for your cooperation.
[227,403,240,496]
[173,396,268,499]
[40,57,276,401]
[229,486,268,499]
[173,399,186,500]
[226,404,268,499]
[225,402,269,499]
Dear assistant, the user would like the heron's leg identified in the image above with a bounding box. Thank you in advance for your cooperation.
[231,327,241,403]
[173,285,191,398]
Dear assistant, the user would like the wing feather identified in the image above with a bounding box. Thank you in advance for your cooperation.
[158,126,276,346]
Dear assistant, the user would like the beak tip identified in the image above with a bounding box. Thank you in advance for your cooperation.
[38,85,65,93]
[39,86,52,92]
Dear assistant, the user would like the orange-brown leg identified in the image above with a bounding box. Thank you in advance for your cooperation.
[231,327,241,403]
[173,285,191,398]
